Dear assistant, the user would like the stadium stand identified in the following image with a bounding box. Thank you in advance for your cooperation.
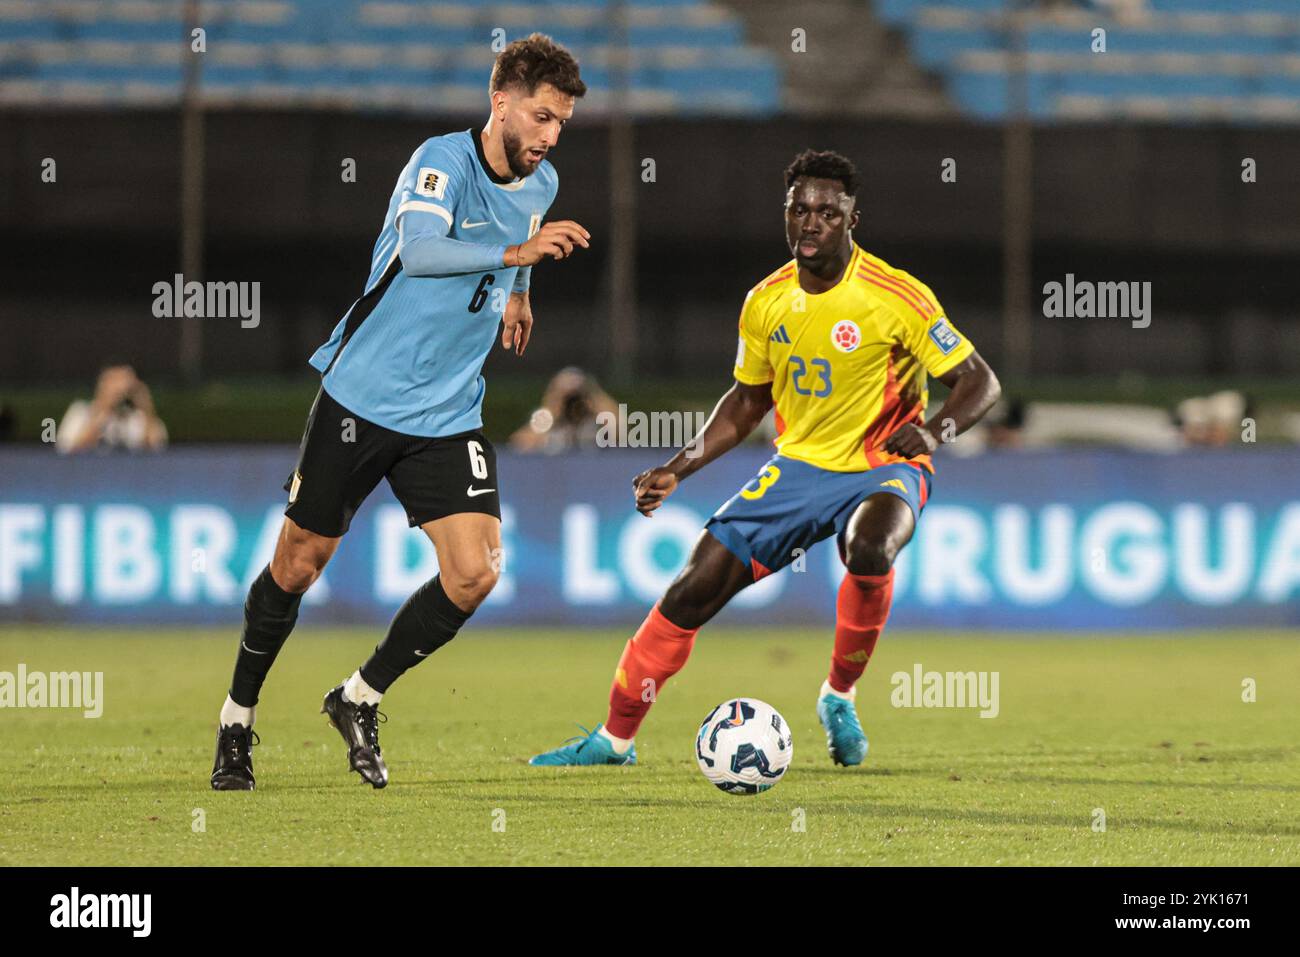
[0,0,780,114]
[876,0,1300,122]
[717,0,953,116]
[6,1,1295,121]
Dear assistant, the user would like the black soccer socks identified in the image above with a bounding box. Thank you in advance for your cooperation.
[359,575,471,693]
[228,565,304,708]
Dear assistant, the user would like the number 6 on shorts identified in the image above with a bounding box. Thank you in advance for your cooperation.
[467,440,489,480]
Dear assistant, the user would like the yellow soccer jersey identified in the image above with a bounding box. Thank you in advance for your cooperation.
[732,243,974,473]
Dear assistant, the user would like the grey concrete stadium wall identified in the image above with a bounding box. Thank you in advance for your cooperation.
[1,111,1298,384]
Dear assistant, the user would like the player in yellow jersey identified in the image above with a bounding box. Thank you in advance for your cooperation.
[530,150,1001,769]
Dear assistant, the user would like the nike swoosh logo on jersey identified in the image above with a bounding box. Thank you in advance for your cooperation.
[466,486,496,497]
[461,219,490,229]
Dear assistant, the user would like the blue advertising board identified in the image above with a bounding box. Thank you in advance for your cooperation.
[1,446,1298,630]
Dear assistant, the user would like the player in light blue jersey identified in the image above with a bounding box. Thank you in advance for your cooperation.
[211,34,590,791]
[308,126,561,436]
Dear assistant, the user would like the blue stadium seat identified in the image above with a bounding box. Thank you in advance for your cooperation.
[0,18,61,42]
[1147,0,1300,12]
[950,70,1055,120]
[34,62,184,86]
[1058,72,1248,99]
[1256,74,1300,97]
[911,26,1001,69]
[889,0,1300,122]
[346,23,482,47]
[1028,27,1290,57]
[201,64,276,87]
[630,23,744,47]
[65,21,187,44]
[0,0,780,115]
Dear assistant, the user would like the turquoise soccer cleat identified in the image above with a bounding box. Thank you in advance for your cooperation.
[528,724,637,767]
[817,691,869,766]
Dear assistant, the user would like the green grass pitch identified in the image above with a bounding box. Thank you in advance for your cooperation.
[1,627,1297,866]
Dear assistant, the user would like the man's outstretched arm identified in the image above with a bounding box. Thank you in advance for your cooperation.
[399,218,589,277]
[633,380,774,516]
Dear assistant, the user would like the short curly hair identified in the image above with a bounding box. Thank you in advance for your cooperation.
[489,33,587,99]
[783,149,859,197]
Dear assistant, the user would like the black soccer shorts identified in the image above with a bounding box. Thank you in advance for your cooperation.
[283,387,501,537]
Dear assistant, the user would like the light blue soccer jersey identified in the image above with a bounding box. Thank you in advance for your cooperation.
[309,129,558,437]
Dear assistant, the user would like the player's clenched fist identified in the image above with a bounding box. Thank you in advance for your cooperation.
[632,466,679,516]
[883,422,940,459]
[506,220,590,267]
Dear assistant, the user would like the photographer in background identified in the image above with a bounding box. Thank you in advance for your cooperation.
[510,366,617,454]
[56,364,168,454]
[1175,390,1250,448]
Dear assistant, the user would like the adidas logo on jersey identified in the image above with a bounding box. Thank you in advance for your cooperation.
[769,325,791,344]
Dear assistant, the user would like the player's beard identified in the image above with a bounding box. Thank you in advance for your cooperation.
[501,126,536,179]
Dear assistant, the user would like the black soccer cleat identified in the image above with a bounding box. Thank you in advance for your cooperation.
[321,685,389,789]
[211,723,258,791]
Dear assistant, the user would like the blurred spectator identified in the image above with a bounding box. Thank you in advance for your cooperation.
[1035,0,1148,18]
[1175,390,1249,447]
[1020,402,1181,450]
[1281,413,1300,445]
[57,365,168,454]
[510,367,618,454]
[985,396,1027,449]
[1064,0,1146,15]
[941,395,1026,456]
[948,396,1181,453]
[1088,0,1147,17]
[0,403,16,442]
[949,391,1258,453]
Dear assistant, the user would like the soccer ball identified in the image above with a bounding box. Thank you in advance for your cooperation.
[695,698,793,795]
